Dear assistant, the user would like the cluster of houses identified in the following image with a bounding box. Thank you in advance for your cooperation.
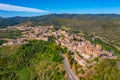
[1,25,116,69]
[53,29,116,69]
[1,38,27,46]
[22,26,54,41]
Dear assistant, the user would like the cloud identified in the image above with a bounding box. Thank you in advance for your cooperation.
[0,3,48,13]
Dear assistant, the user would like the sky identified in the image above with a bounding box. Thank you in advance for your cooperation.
[0,0,120,17]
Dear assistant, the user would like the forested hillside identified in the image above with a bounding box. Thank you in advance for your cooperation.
[0,39,67,80]
[1,14,120,27]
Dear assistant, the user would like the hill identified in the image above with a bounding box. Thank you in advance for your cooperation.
[0,40,67,80]
[0,25,120,80]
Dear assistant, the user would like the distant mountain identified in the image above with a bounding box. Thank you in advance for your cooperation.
[0,16,29,27]
[0,14,120,27]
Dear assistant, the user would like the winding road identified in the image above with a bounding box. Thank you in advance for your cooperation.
[62,54,78,80]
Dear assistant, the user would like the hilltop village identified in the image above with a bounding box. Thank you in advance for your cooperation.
[0,26,117,70]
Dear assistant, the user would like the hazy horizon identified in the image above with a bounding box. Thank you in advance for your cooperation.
[1,13,120,18]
